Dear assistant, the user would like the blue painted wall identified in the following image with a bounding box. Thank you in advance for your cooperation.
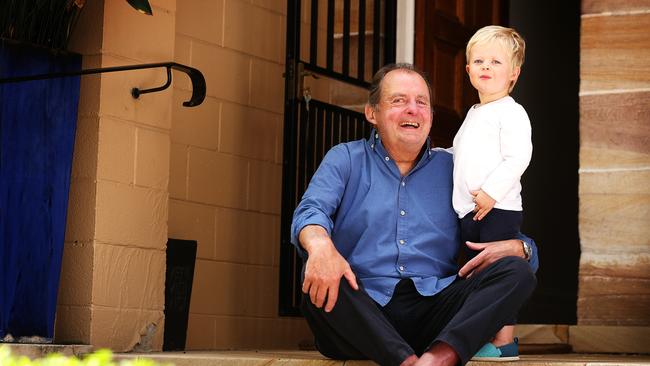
[0,41,81,340]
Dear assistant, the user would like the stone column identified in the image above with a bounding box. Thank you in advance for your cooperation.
[575,0,650,353]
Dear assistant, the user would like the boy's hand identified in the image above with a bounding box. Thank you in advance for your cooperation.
[470,189,496,221]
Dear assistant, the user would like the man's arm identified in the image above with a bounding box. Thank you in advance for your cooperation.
[290,145,350,252]
[299,225,358,312]
[458,235,538,278]
[290,144,358,312]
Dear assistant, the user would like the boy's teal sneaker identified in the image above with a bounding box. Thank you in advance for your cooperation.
[471,337,520,362]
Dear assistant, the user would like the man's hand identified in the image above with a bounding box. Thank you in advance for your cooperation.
[458,239,525,278]
[299,225,359,312]
[470,190,496,221]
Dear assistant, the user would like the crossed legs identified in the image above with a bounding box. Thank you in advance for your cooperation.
[301,256,536,366]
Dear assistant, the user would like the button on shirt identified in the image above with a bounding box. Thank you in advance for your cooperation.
[291,129,460,306]
[291,129,538,306]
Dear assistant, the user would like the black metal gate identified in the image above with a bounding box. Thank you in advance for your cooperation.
[279,0,396,316]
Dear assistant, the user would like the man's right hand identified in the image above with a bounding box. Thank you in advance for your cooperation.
[299,225,359,312]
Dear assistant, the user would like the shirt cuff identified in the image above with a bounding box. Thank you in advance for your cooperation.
[291,212,333,258]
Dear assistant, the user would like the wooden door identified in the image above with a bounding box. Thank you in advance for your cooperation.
[414,0,506,148]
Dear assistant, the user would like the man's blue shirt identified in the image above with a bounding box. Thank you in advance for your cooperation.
[291,129,538,306]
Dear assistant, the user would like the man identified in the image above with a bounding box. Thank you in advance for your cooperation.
[291,63,537,366]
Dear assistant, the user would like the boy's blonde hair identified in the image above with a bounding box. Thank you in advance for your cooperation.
[466,25,526,91]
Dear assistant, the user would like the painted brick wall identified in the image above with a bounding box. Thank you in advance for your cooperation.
[57,0,175,351]
[578,1,650,326]
[169,0,313,349]
[58,0,370,351]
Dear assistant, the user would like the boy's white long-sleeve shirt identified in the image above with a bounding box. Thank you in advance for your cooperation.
[452,96,532,218]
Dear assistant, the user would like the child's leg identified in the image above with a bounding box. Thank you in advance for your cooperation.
[493,325,515,346]
[478,209,522,242]
[460,213,481,259]
[476,210,522,347]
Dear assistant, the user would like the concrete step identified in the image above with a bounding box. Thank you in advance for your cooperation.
[4,345,649,365]
[2,343,92,359]
[114,350,650,366]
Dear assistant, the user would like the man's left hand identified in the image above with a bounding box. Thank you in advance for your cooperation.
[458,240,525,278]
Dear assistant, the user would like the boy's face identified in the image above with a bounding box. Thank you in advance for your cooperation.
[466,41,520,104]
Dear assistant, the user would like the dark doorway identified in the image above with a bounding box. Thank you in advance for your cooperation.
[509,1,580,324]
[415,0,581,324]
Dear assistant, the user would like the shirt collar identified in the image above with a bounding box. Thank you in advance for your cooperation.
[367,128,434,163]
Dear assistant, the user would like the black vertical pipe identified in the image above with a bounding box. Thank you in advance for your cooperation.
[358,0,366,81]
[372,0,381,74]
[384,0,397,64]
[296,101,308,206]
[291,107,304,311]
[310,0,318,65]
[316,106,325,166]
[353,111,360,139]
[326,0,335,71]
[325,108,333,153]
[306,103,316,184]
[333,108,341,145]
[279,0,302,316]
[297,101,310,224]
[340,111,347,144]
[322,107,328,156]
[342,0,351,76]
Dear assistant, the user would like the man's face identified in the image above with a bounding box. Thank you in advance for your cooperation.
[365,70,433,154]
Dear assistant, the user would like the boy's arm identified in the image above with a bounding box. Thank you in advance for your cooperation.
[480,104,533,203]
[471,189,496,221]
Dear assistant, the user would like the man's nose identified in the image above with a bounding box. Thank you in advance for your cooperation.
[404,99,418,113]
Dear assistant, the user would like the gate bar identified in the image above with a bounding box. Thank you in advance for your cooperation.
[373,0,381,74]
[358,0,366,81]
[342,0,351,77]
[326,0,335,71]
[310,0,318,65]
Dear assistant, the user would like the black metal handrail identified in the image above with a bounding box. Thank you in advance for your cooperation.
[0,61,206,107]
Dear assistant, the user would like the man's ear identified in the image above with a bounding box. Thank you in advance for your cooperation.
[365,104,377,126]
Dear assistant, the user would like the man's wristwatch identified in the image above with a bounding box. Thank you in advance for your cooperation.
[521,240,532,261]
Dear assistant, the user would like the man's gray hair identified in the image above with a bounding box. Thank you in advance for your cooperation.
[367,63,433,108]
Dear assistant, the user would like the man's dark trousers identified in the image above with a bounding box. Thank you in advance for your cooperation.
[301,256,536,366]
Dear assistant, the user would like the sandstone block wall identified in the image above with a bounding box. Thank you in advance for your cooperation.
[578,0,650,326]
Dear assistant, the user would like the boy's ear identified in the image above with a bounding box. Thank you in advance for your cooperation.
[365,104,377,126]
[465,64,470,74]
[511,66,521,81]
